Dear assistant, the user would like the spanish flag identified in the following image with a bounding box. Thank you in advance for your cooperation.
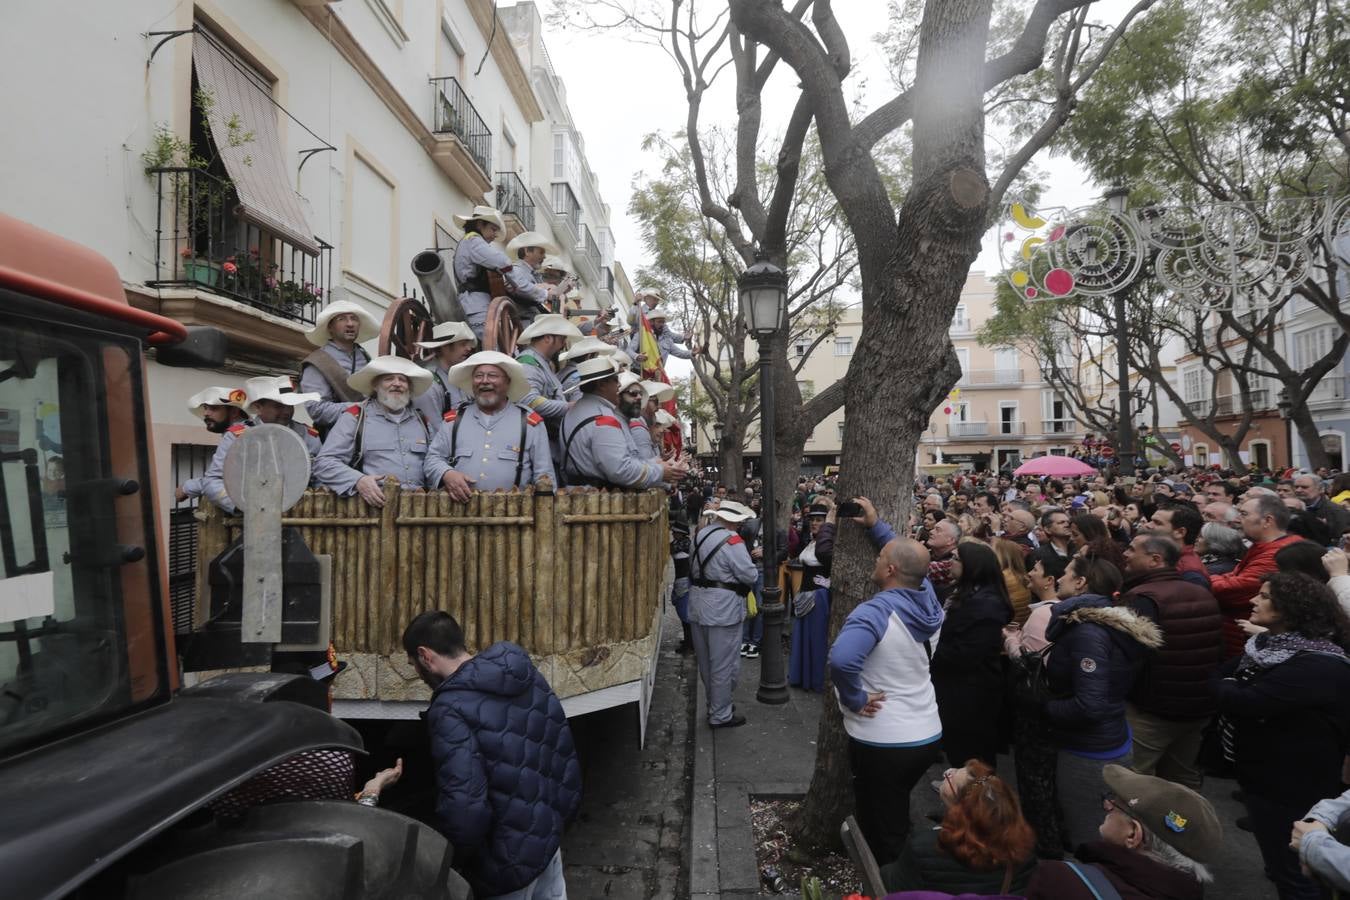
[636,308,684,456]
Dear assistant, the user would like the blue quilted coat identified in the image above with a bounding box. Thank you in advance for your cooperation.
[426,641,583,895]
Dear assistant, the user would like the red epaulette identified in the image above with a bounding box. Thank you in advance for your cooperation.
[443,410,458,422]
[594,415,622,429]
[346,404,362,416]
[727,535,744,545]
[227,423,248,435]
[306,426,319,437]
[629,419,648,430]
[526,411,543,426]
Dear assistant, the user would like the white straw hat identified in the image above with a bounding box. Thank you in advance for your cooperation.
[506,231,559,256]
[560,336,619,363]
[541,255,570,274]
[348,355,434,398]
[452,205,505,232]
[244,375,320,410]
[643,306,671,320]
[517,313,583,347]
[306,298,380,347]
[574,356,621,389]
[654,409,678,427]
[714,500,755,522]
[188,386,249,418]
[416,320,477,351]
[447,350,530,403]
[618,371,641,392]
[641,380,676,403]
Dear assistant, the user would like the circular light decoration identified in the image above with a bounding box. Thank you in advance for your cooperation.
[1044,268,1075,296]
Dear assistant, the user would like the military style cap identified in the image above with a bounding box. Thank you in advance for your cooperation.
[1102,764,1222,863]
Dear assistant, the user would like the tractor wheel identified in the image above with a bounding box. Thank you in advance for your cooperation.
[125,800,472,900]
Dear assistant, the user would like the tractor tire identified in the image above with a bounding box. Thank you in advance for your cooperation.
[126,800,472,899]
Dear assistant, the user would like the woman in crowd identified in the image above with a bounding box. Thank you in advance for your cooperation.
[1071,512,1126,572]
[931,541,1012,768]
[1214,573,1350,900]
[788,499,835,692]
[1122,501,1144,535]
[1197,521,1245,576]
[1043,556,1162,852]
[880,759,1038,895]
[993,537,1032,626]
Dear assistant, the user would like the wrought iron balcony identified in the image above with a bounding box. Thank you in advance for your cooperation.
[431,76,492,176]
[1041,418,1080,434]
[600,266,615,297]
[1309,376,1345,404]
[146,167,330,324]
[495,172,535,230]
[578,224,601,278]
[549,182,582,242]
[1184,390,1273,418]
[957,368,1025,386]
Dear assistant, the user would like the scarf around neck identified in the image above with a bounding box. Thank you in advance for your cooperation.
[1237,630,1347,674]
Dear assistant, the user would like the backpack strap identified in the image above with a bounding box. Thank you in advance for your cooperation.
[347,401,368,470]
[1063,861,1124,900]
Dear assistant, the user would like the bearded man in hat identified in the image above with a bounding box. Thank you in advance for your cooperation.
[313,356,434,507]
[1024,764,1221,898]
[689,500,761,728]
[453,207,563,341]
[424,351,554,501]
[244,375,322,462]
[616,373,656,462]
[414,321,477,421]
[177,386,251,508]
[515,313,583,465]
[299,299,379,434]
[560,358,688,489]
[557,336,619,401]
[627,304,697,368]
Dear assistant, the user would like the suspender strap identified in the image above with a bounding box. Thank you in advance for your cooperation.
[1063,862,1124,900]
[560,415,601,484]
[348,402,368,469]
[691,529,735,585]
[448,401,474,460]
[432,369,453,415]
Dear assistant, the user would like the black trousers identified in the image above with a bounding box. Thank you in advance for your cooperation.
[848,738,942,864]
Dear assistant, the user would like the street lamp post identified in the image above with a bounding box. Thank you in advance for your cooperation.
[1104,186,1136,477]
[1276,388,1295,468]
[712,421,724,477]
[739,253,789,705]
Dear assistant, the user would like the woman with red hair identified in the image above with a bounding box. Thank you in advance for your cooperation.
[880,759,1038,895]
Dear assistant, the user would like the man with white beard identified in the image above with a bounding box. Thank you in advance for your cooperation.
[313,356,434,507]
[423,351,554,500]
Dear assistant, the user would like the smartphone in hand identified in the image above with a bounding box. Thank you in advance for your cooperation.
[837,500,864,518]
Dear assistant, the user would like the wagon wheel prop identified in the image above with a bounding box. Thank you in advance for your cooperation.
[483,296,522,354]
[379,296,435,360]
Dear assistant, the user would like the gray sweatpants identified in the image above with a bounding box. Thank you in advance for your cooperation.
[691,623,742,725]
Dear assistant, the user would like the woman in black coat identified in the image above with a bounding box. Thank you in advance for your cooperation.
[931,541,1013,768]
[1214,572,1350,900]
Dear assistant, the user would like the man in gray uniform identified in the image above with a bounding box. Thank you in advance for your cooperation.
[560,358,688,489]
[244,375,322,459]
[506,231,561,325]
[516,313,582,464]
[414,321,477,421]
[617,372,657,462]
[299,298,379,433]
[627,306,696,368]
[689,501,760,728]
[424,351,555,500]
[558,336,618,402]
[313,356,433,508]
[451,206,558,341]
[177,386,250,504]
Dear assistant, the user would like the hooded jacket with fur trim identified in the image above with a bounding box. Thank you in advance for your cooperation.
[1044,595,1164,754]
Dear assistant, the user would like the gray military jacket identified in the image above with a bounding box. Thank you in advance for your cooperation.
[300,340,371,430]
[560,394,664,490]
[312,400,430,495]
[688,524,759,626]
[423,401,555,492]
[626,326,692,365]
[414,364,472,423]
[628,417,658,460]
[199,420,251,514]
[516,348,569,425]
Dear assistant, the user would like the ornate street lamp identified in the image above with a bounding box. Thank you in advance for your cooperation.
[1276,388,1295,466]
[739,252,789,705]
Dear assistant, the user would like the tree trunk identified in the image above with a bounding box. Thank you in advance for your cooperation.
[1290,403,1330,470]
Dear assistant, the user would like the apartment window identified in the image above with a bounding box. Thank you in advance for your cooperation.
[552,133,566,180]
[1182,367,1209,403]
[1249,440,1271,470]
[1194,444,1209,467]
[501,124,518,173]
[797,379,815,401]
[794,340,808,358]
[950,400,970,422]
[1049,447,1067,456]
[1293,327,1333,369]
[350,153,396,289]
[952,305,969,332]
[834,336,853,356]
[994,347,1019,382]
[999,401,1019,434]
[440,16,466,79]
[434,221,455,250]
[837,421,846,442]
[955,347,969,381]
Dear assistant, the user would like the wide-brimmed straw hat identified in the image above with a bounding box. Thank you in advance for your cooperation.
[452,205,505,231]
[654,409,678,428]
[541,255,570,274]
[641,380,675,403]
[306,299,380,347]
[348,355,434,398]
[188,386,250,418]
[244,375,320,411]
[644,306,671,320]
[560,336,618,363]
[714,500,755,523]
[446,350,530,403]
[618,371,642,392]
[416,321,477,351]
[517,313,583,347]
[506,231,559,256]
[575,356,621,389]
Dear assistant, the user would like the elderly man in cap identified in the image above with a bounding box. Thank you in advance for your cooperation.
[561,358,687,489]
[313,356,433,507]
[689,500,761,728]
[244,375,322,459]
[1025,764,1221,898]
[424,350,554,501]
[414,321,477,421]
[557,335,618,401]
[177,386,251,508]
[300,298,379,433]
[628,305,696,368]
[515,314,582,456]
[506,231,563,323]
[452,207,562,341]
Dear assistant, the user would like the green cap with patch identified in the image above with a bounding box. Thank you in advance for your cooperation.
[1103,764,1222,863]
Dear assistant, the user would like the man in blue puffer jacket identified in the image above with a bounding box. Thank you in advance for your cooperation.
[403,611,582,898]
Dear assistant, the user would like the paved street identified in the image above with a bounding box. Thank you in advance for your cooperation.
[563,604,695,898]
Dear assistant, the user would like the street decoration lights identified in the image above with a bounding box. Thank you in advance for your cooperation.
[739,252,789,705]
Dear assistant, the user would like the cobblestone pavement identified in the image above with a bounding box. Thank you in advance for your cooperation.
[562,605,694,899]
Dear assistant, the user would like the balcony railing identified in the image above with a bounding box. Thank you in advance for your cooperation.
[998,420,1027,435]
[1184,390,1273,418]
[550,182,582,240]
[495,172,535,230]
[431,77,492,176]
[1042,418,1079,434]
[958,368,1025,386]
[948,422,989,437]
[1309,376,1346,403]
[147,167,330,324]
[600,266,615,296]
[580,224,601,274]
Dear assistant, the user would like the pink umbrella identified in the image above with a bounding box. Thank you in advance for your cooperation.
[1014,455,1098,477]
